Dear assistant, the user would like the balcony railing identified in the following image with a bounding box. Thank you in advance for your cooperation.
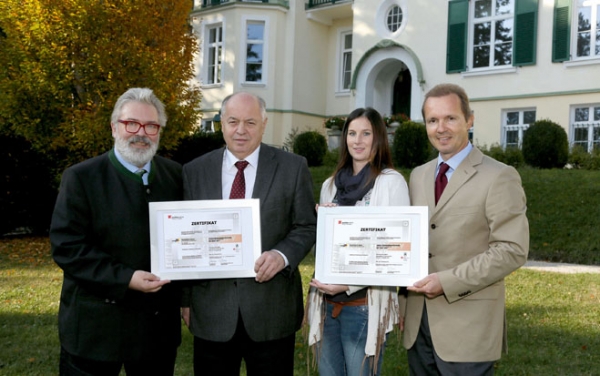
[200,0,287,7]
[306,0,350,8]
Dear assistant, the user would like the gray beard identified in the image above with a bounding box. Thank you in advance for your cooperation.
[114,134,158,167]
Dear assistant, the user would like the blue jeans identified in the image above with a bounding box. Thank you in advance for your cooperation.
[317,302,385,376]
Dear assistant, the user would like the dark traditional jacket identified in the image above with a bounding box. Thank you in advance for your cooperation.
[50,150,182,361]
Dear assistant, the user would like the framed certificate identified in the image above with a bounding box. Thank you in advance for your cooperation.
[149,199,261,280]
[315,206,428,287]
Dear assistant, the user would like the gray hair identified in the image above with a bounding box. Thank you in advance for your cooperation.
[221,92,267,121]
[111,88,167,127]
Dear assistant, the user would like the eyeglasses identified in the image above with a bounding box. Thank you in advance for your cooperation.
[117,120,161,135]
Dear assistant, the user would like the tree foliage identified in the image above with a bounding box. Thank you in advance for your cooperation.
[0,0,201,169]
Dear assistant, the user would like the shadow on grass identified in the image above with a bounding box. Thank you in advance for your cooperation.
[0,313,60,375]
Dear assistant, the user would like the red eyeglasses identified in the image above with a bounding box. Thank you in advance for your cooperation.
[117,120,161,135]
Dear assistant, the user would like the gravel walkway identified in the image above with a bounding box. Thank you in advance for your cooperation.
[523,260,600,274]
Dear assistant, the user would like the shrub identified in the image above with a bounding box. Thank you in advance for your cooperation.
[282,126,300,152]
[481,143,525,168]
[392,121,431,168]
[293,131,327,167]
[568,145,600,170]
[522,119,569,169]
[568,145,591,169]
[170,129,225,165]
[588,148,600,170]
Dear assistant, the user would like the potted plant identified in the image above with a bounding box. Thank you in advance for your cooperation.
[323,116,346,130]
[384,113,410,127]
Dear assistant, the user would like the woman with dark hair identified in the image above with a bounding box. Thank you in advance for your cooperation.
[306,107,410,376]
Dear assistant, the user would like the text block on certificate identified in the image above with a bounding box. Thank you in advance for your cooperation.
[149,199,261,280]
[315,206,428,287]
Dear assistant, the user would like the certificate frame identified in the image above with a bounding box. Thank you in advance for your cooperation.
[149,199,261,280]
[315,206,428,287]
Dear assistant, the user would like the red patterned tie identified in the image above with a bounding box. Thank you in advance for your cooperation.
[229,160,249,199]
[435,162,450,205]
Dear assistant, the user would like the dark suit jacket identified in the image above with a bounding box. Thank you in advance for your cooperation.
[182,144,316,342]
[50,150,183,362]
[402,147,529,362]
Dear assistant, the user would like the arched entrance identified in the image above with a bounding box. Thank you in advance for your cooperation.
[352,40,424,122]
[392,67,412,117]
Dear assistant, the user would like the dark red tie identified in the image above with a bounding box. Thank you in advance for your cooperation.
[229,160,249,199]
[435,162,450,205]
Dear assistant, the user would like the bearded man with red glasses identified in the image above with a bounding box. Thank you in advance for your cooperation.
[50,88,183,375]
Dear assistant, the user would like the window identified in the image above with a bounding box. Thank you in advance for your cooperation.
[575,0,600,59]
[553,0,600,62]
[386,6,403,32]
[206,25,222,85]
[471,0,514,68]
[376,0,408,38]
[502,109,536,148]
[244,21,265,83]
[571,105,600,151]
[447,0,538,73]
[340,32,352,91]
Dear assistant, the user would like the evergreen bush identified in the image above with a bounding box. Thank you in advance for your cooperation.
[293,131,327,167]
[522,119,568,169]
[392,121,431,168]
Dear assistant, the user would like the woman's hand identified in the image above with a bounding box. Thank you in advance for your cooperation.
[310,278,349,295]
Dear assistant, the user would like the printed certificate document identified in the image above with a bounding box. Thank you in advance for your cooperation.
[149,199,261,280]
[315,206,428,286]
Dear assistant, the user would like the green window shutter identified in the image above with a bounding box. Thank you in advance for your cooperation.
[447,0,469,73]
[514,0,539,66]
[552,0,571,62]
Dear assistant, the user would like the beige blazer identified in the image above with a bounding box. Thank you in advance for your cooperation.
[402,147,529,362]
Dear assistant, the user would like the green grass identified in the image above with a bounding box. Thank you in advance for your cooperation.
[1,167,600,375]
[2,239,599,375]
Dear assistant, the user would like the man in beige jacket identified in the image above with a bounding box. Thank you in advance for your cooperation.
[402,83,529,375]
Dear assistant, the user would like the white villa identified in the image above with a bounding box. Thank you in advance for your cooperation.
[190,0,600,151]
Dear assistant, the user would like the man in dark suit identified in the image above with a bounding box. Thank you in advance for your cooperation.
[50,88,182,375]
[401,83,529,375]
[181,92,317,375]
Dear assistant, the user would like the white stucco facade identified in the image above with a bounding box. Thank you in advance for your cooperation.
[191,0,600,151]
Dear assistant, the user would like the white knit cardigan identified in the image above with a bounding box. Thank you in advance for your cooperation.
[305,169,410,365]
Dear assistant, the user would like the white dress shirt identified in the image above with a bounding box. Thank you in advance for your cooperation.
[221,146,289,266]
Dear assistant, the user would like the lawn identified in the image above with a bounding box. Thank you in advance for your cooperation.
[1,167,600,375]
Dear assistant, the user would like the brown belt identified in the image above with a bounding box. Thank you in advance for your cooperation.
[325,296,368,318]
